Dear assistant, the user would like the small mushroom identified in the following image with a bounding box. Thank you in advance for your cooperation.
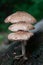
[4,11,36,60]
[8,22,34,32]
[8,31,33,40]
[8,31,33,59]
[4,11,36,24]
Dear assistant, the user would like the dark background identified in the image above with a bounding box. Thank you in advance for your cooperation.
[0,1,43,65]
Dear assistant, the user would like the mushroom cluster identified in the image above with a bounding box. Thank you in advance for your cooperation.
[4,11,36,60]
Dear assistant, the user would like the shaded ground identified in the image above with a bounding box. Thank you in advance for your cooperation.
[0,32,43,65]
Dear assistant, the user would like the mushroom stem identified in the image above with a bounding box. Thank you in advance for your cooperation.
[21,40,27,60]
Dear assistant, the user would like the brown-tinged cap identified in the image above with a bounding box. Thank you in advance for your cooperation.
[4,11,36,24]
[8,22,35,32]
[8,31,33,40]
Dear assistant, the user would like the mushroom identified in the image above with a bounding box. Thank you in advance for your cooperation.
[4,11,36,24]
[4,11,36,60]
[8,31,33,59]
[8,22,34,32]
[8,31,33,40]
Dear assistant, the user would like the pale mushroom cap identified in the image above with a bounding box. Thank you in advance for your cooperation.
[8,31,33,40]
[4,11,36,24]
[8,22,35,32]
